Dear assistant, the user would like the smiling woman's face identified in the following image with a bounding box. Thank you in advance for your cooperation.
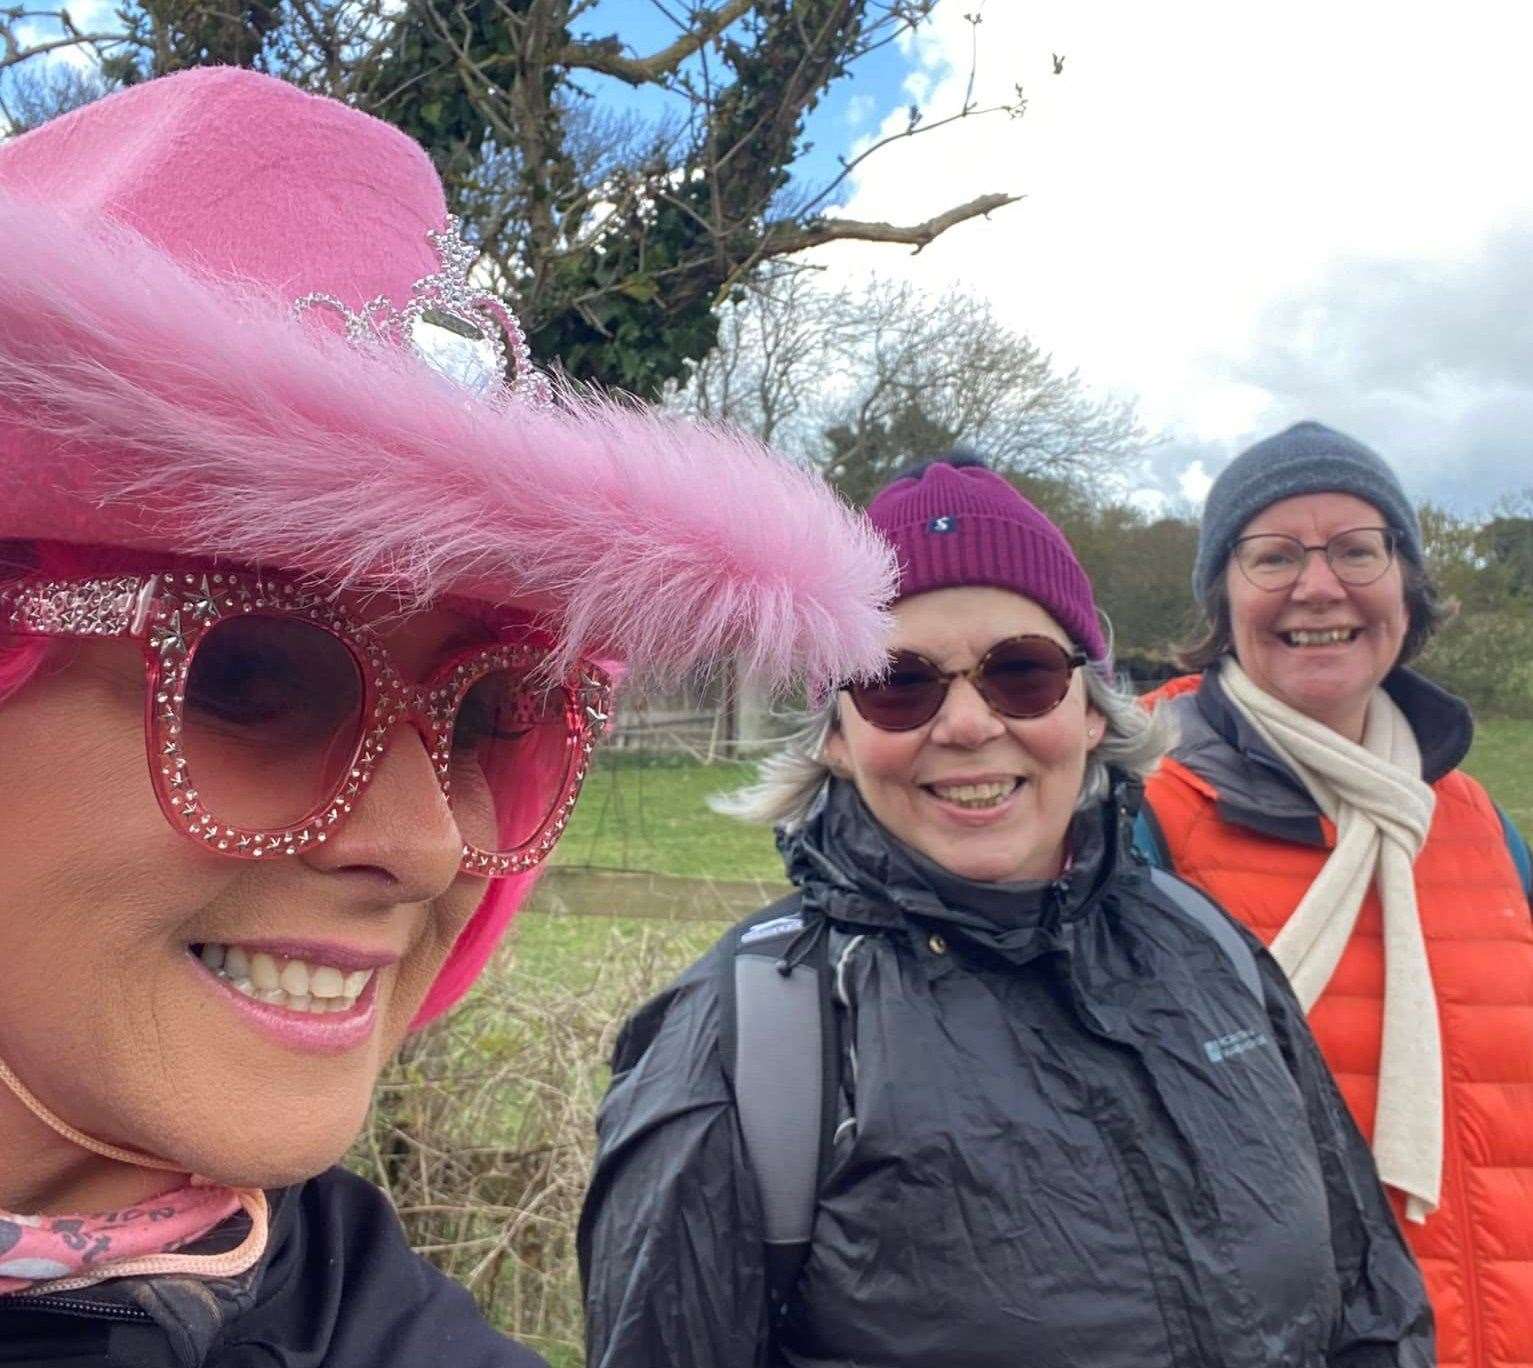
[824,587,1103,884]
[0,602,491,1205]
[1225,492,1409,740]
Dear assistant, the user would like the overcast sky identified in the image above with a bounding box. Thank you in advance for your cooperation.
[13,1,1531,512]
[804,0,1533,514]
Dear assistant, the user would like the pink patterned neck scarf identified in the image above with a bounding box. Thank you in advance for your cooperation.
[0,1056,268,1296]
[0,1185,243,1294]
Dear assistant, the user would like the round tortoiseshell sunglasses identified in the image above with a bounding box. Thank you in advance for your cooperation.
[844,634,1088,732]
[0,570,612,876]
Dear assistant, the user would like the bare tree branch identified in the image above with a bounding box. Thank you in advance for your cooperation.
[674,273,1147,507]
[559,0,755,86]
[762,192,1020,256]
[0,28,121,72]
[792,98,1017,220]
[2,0,1032,395]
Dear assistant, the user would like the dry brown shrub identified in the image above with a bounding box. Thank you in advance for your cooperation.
[348,914,712,1367]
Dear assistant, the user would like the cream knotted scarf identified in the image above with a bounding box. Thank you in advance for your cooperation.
[1219,659,1441,1223]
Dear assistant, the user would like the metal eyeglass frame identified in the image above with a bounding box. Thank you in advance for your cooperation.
[1230,525,1398,591]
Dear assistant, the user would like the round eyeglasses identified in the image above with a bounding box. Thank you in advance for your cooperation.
[1231,526,1397,592]
[843,634,1087,732]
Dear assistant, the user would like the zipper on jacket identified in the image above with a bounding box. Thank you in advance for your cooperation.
[0,1293,154,1321]
[1047,877,1073,937]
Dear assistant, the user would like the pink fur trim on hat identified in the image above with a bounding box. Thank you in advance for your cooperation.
[0,192,893,689]
[0,68,894,1026]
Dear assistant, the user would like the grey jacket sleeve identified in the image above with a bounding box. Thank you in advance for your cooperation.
[1257,953,1436,1368]
[577,957,771,1368]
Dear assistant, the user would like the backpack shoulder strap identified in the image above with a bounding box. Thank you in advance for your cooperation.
[1132,801,1172,870]
[716,895,839,1328]
[1146,866,1264,1006]
[1493,801,1533,903]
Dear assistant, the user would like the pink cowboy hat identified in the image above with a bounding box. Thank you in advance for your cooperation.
[0,67,894,1022]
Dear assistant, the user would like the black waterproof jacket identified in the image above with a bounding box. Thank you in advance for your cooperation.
[0,1166,545,1367]
[579,778,1433,1368]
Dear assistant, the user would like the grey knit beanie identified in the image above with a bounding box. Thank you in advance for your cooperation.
[1193,420,1423,605]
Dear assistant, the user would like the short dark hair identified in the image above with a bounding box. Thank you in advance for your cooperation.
[1177,554,1453,672]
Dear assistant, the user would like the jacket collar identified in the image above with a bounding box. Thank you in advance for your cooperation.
[0,1186,294,1366]
[782,776,1127,967]
[1168,661,1474,846]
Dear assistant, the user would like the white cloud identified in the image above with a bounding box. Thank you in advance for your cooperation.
[1178,460,1214,505]
[845,92,877,128]
[810,0,1533,511]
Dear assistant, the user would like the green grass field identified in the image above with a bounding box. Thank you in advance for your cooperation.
[551,753,781,881]
[511,903,722,986]
[549,718,1533,885]
[1467,717,1533,831]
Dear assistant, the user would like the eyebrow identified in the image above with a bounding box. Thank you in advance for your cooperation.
[893,635,1069,667]
[435,619,508,656]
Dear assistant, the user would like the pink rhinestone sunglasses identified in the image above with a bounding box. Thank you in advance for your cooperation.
[0,570,612,876]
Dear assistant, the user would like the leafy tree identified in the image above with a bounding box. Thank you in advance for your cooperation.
[1482,515,1533,596]
[1,1,1024,396]
[1411,503,1533,717]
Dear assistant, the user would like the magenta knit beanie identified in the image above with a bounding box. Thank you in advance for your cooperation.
[865,457,1107,663]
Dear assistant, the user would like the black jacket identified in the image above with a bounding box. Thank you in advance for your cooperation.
[579,778,1433,1368]
[0,1166,545,1367]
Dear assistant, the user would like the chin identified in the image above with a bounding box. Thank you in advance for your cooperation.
[1280,676,1370,719]
[165,1102,368,1190]
[934,843,1038,884]
[190,1139,355,1191]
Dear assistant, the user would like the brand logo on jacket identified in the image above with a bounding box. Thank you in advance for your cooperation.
[1203,1027,1268,1064]
[741,914,805,946]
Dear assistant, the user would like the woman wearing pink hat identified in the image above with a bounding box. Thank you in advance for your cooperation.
[0,68,892,1366]
[580,455,1432,1368]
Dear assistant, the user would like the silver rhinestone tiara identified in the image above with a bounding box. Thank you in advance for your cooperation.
[292,218,552,407]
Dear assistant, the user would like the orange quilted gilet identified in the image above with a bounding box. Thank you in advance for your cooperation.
[1145,728,1533,1368]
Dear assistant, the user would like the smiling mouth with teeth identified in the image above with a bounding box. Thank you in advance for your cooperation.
[1280,627,1363,647]
[191,943,375,1014]
[926,779,1022,810]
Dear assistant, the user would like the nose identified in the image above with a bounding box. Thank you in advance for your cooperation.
[928,675,1007,748]
[1290,547,1347,603]
[301,721,465,901]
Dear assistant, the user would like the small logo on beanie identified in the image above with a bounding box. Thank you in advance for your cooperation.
[927,516,957,534]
